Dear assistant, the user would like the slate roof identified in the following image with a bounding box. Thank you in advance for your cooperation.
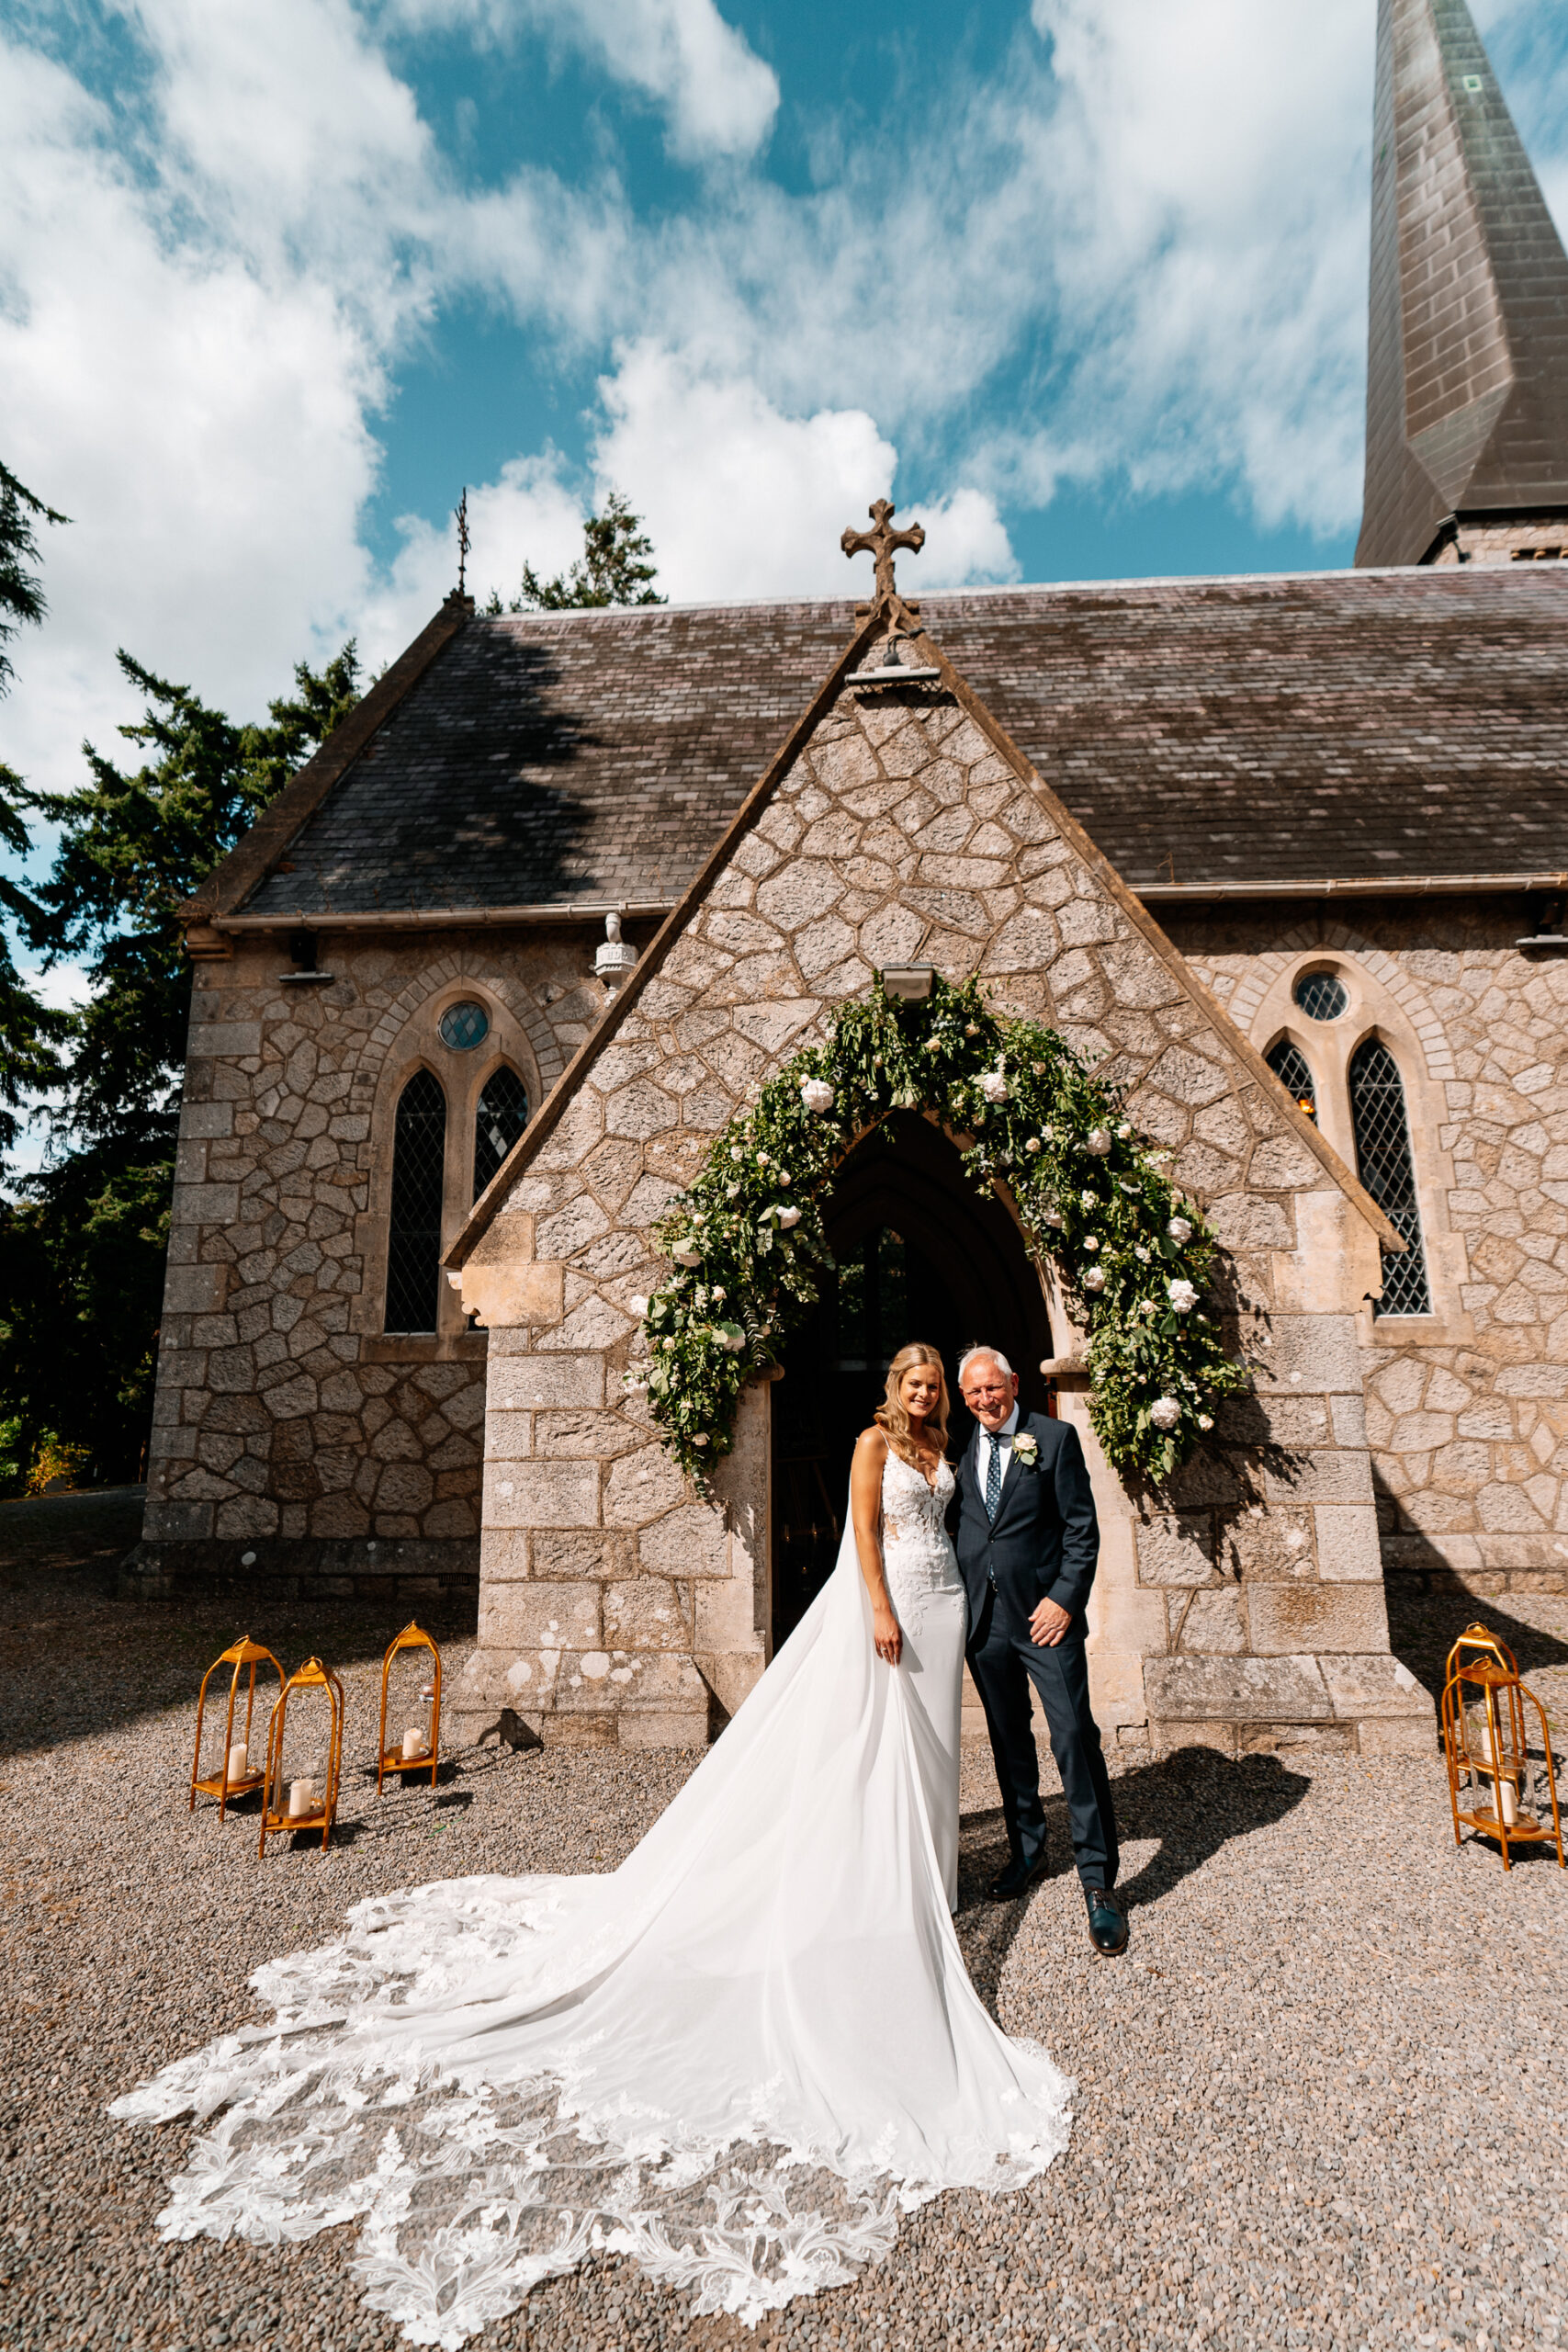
[239,563,1568,917]
[1359,0,1568,567]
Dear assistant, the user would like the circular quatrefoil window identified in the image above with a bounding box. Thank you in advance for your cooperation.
[1292,971,1348,1023]
[438,1000,491,1051]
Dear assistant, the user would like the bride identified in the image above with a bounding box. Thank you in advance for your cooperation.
[114,1341,1074,2348]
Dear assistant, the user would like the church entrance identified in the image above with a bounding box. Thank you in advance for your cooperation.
[769,1113,1055,1648]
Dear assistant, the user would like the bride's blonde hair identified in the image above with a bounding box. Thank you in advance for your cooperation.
[874,1343,951,1460]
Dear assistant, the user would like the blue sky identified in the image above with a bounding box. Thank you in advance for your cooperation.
[3,0,1568,1176]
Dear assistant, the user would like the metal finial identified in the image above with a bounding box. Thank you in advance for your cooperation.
[455,488,470,596]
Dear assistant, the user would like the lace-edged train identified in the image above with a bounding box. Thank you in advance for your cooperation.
[114,1505,1074,2347]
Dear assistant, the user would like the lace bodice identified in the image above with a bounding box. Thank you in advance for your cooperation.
[881,1450,962,1602]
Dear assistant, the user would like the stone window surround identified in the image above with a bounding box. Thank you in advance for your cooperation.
[354,979,544,1349]
[1246,951,1472,1349]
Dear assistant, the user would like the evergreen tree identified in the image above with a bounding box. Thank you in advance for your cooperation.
[487,490,665,613]
[0,460,69,1170]
[0,644,361,1486]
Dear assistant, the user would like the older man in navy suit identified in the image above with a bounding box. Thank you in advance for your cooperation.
[953,1346,1127,1956]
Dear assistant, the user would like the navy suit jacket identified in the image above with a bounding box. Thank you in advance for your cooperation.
[952,1410,1100,1639]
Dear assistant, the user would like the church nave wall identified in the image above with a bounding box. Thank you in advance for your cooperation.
[127,926,617,1600]
[1179,902,1568,1604]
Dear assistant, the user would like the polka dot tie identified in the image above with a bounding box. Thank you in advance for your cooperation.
[985,1433,1006,1522]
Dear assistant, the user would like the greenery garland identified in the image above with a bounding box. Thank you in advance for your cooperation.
[629,975,1248,1485]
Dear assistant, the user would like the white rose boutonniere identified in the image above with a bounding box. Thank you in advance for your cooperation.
[1011,1430,1040,1470]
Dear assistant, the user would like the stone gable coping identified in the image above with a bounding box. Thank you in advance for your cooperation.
[445,594,1403,1269]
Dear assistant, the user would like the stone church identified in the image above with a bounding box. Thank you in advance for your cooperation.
[132,0,1568,1761]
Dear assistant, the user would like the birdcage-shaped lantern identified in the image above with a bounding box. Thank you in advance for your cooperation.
[1441,1623,1564,1871]
[378,1621,442,1792]
[190,1636,284,1821]
[259,1657,345,1855]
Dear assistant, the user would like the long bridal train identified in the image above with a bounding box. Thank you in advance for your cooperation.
[113,1507,1074,2349]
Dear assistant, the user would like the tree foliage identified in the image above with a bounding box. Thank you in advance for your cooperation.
[486,491,664,613]
[0,459,69,1165]
[0,644,361,1487]
[0,458,68,696]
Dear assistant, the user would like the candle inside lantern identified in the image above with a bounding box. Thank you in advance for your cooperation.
[288,1777,317,1819]
[401,1726,428,1759]
[1479,1718,1519,1826]
[227,1741,248,1781]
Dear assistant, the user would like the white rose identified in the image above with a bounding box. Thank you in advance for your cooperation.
[711,1286,726,1302]
[800,1078,835,1114]
[1134,1246,1149,1263]
[693,1433,710,1448]
[1198,1414,1213,1432]
[1149,1396,1180,1431]
[629,1295,649,1316]
[662,1336,677,1350]
[1168,1215,1193,1244]
[979,1070,1010,1103]
[1081,1189,1098,1210]
[1083,1235,1100,1252]
[778,1205,802,1228]
[726,1182,739,1199]
[965,1023,980,1036]
[1117,1122,1133,1139]
[1168,1278,1199,1313]
[1082,1266,1106,1293]
[1044,1208,1064,1228]
[1026,1137,1042,1154]
[729,1147,743,1161]
[1086,1126,1112,1155]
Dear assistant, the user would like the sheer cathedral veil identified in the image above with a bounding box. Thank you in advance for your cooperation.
[113,1501,1073,2348]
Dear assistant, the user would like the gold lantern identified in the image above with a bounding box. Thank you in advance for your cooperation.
[377,1621,442,1792]
[1441,1623,1564,1871]
[190,1636,284,1821]
[258,1657,345,1856]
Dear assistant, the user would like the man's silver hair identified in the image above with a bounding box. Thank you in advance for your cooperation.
[958,1345,1014,1385]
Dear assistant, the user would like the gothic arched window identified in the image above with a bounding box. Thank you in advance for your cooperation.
[473,1066,530,1201]
[1348,1038,1431,1316]
[385,1069,447,1331]
[1266,1039,1317,1124]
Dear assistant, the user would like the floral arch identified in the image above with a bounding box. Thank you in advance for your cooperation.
[631,976,1247,1485]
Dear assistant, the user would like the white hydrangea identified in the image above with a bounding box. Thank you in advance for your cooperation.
[1149,1396,1180,1431]
[800,1078,835,1114]
[978,1070,1010,1102]
[1168,1278,1199,1313]
[1168,1215,1193,1244]
[1086,1126,1112,1155]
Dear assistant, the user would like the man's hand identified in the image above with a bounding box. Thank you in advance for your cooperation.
[1029,1597,1072,1648]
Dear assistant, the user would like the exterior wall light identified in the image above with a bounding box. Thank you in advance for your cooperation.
[880,965,935,1001]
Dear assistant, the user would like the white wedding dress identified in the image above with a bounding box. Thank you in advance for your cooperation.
[112,1452,1073,2347]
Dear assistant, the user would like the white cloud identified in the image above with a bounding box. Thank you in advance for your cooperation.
[359,455,588,660]
[589,342,898,600]
[385,0,779,164]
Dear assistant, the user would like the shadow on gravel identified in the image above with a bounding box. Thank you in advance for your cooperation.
[0,1489,477,1760]
[1384,1573,1568,1699]
[954,1746,1311,2008]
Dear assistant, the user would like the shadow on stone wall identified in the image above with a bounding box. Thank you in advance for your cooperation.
[956,1747,1311,2014]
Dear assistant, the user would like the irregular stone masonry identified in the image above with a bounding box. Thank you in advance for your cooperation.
[457,648,1427,1757]
[136,928,620,1594]
[1185,902,1568,1607]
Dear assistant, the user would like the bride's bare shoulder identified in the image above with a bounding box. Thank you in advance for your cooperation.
[855,1425,888,1454]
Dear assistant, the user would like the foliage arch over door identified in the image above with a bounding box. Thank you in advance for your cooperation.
[632,977,1247,1485]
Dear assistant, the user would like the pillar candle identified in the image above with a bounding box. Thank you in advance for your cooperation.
[227,1742,248,1781]
[288,1778,317,1819]
[1480,1719,1519,1825]
[402,1727,429,1760]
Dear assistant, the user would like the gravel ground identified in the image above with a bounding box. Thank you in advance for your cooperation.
[3,1495,1567,2352]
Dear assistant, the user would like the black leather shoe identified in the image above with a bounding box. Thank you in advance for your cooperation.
[990,1853,1048,1900]
[1084,1884,1129,1956]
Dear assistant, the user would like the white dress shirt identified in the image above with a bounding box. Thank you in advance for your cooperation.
[976,1401,1021,1503]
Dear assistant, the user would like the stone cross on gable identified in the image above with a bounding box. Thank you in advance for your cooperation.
[841,499,925,603]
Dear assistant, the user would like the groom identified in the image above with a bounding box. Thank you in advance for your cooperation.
[953,1347,1128,1957]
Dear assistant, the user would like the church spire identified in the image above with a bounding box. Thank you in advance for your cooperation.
[1357,0,1568,568]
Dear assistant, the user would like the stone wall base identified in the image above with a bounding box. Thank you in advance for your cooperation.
[1149,1713,1437,1759]
[118,1536,479,1609]
[1145,1649,1436,1760]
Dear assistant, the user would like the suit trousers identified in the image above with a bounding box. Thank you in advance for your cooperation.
[967,1589,1120,1890]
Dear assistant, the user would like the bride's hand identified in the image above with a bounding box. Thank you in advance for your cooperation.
[873,1603,902,1668]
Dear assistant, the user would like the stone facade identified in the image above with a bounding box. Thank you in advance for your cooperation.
[446,614,1429,1758]
[1180,902,1568,1603]
[128,923,628,1599]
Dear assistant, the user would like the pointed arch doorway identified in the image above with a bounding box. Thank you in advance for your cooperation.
[769,1113,1056,1646]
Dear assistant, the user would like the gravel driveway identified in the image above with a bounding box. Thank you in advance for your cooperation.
[3,1495,1565,2352]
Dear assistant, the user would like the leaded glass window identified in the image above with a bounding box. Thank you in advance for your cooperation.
[385,1069,447,1331]
[1266,1039,1317,1124]
[1349,1039,1431,1316]
[473,1067,530,1202]
[1294,970,1348,1023]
